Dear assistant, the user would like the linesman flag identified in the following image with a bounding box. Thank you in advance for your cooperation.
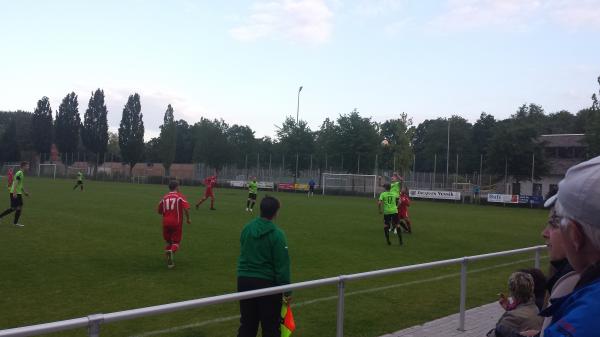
[280,301,296,337]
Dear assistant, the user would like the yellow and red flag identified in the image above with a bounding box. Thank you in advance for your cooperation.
[280,301,296,337]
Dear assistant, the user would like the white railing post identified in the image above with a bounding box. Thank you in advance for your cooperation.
[336,276,346,337]
[534,247,541,269]
[458,257,468,331]
[87,314,103,337]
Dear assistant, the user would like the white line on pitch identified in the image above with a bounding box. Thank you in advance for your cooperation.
[128,257,538,337]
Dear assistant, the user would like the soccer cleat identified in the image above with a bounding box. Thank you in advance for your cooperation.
[245,208,249,212]
[250,208,253,212]
[14,223,24,227]
[166,250,175,269]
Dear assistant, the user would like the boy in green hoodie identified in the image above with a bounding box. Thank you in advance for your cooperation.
[237,196,290,337]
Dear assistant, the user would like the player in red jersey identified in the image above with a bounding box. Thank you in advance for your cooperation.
[6,168,14,203]
[398,187,412,233]
[195,175,217,210]
[157,180,191,269]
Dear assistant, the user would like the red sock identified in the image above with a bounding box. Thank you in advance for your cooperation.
[171,244,179,252]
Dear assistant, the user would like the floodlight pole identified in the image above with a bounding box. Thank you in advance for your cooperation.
[296,86,303,124]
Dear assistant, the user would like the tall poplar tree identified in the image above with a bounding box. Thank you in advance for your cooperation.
[55,92,80,164]
[118,93,145,176]
[158,104,177,176]
[82,89,109,175]
[31,96,54,156]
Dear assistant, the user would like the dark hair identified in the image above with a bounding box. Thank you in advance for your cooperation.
[383,183,391,191]
[168,180,179,191]
[260,195,280,219]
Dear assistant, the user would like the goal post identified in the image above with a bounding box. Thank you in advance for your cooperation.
[38,163,57,179]
[322,173,378,198]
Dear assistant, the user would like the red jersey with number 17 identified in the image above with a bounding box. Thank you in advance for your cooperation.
[157,191,190,227]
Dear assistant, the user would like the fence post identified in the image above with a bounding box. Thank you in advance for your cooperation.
[336,276,346,337]
[534,247,541,269]
[458,257,468,331]
[87,314,104,337]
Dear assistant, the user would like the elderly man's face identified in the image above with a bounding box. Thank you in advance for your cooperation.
[542,208,567,262]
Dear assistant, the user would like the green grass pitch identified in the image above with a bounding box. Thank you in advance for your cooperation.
[0,177,548,337]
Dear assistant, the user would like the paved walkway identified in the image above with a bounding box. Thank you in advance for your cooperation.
[380,302,503,337]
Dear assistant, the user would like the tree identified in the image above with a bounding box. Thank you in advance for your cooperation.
[106,132,121,162]
[191,118,231,171]
[543,110,577,134]
[487,118,548,183]
[158,104,177,176]
[82,89,109,175]
[276,117,315,172]
[174,120,193,163]
[472,112,496,159]
[335,109,379,173]
[315,118,339,170]
[55,92,81,164]
[227,124,257,168]
[0,119,19,162]
[584,75,600,156]
[31,97,53,156]
[379,113,413,173]
[118,93,145,176]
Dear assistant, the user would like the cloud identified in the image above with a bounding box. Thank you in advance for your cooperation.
[353,0,404,18]
[230,0,334,44]
[430,0,600,31]
[550,0,600,29]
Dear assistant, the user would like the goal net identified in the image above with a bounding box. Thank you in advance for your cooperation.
[322,173,378,198]
[38,164,57,179]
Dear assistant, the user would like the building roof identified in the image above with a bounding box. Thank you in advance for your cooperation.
[539,134,585,148]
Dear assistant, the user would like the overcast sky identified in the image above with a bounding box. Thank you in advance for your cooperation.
[1,0,599,140]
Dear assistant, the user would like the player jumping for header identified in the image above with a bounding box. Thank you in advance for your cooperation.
[196,175,217,210]
[378,183,402,246]
[246,176,258,212]
[157,180,191,269]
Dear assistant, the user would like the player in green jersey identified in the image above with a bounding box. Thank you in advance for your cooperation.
[0,161,29,227]
[73,171,84,191]
[378,183,402,245]
[246,177,258,212]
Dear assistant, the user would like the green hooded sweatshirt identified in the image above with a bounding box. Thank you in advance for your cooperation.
[237,217,290,286]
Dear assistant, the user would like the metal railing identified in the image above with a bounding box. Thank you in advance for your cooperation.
[0,245,546,337]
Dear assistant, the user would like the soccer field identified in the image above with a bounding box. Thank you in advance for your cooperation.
[0,178,548,337]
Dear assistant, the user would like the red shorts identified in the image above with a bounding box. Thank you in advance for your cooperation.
[204,189,214,198]
[163,224,182,244]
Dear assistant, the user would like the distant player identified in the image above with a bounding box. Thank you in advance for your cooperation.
[246,176,258,212]
[378,183,402,245]
[308,178,316,197]
[195,175,217,210]
[73,171,84,191]
[399,187,412,233]
[0,162,30,227]
[6,168,14,202]
[157,180,191,269]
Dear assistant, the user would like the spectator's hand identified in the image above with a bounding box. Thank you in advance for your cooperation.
[519,330,539,337]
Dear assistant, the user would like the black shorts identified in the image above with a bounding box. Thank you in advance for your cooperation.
[309,185,315,192]
[76,180,83,185]
[248,193,257,200]
[383,214,398,226]
[10,194,23,208]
